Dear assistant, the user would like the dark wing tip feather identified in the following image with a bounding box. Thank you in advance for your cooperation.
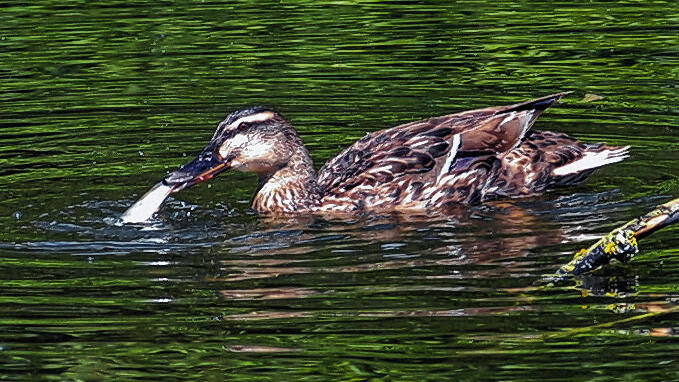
[495,91,574,115]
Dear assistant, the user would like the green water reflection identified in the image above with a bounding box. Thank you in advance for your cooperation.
[1,0,678,380]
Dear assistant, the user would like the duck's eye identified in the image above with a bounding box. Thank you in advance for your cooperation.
[238,121,253,131]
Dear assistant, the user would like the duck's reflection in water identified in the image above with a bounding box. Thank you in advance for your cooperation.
[207,199,679,340]
[222,201,567,271]
[210,201,586,321]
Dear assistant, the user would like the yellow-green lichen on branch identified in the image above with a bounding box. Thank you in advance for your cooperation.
[556,197,678,278]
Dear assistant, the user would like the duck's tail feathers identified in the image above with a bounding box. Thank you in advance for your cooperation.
[492,92,573,133]
[496,91,573,115]
[552,145,630,176]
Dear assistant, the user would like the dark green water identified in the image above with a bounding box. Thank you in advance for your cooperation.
[2,1,679,380]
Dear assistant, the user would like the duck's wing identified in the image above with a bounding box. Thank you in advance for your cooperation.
[317,92,570,197]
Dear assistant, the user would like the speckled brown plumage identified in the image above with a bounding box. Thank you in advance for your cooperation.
[161,93,629,215]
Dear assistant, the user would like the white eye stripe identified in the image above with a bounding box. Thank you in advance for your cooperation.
[228,111,275,130]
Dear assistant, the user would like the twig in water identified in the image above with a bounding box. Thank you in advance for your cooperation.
[556,197,679,278]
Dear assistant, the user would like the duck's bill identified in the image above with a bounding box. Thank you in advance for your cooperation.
[121,155,229,224]
[161,155,230,192]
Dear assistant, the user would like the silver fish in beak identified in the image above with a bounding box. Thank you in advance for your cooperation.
[120,182,175,223]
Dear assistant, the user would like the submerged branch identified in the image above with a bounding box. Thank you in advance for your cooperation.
[556,197,679,278]
[543,304,679,339]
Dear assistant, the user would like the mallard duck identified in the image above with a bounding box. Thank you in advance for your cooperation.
[124,92,629,220]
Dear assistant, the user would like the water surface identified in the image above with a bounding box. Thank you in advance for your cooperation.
[1,1,679,380]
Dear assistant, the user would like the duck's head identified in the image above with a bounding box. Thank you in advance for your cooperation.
[162,107,300,192]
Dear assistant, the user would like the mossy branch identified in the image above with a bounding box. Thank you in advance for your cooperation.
[556,197,679,278]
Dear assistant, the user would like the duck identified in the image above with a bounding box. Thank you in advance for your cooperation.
[155,92,628,215]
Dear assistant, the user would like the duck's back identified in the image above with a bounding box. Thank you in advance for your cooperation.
[315,93,627,212]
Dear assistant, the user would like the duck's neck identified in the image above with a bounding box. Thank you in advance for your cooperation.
[251,148,319,214]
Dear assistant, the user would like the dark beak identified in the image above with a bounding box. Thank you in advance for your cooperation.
[162,150,230,192]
